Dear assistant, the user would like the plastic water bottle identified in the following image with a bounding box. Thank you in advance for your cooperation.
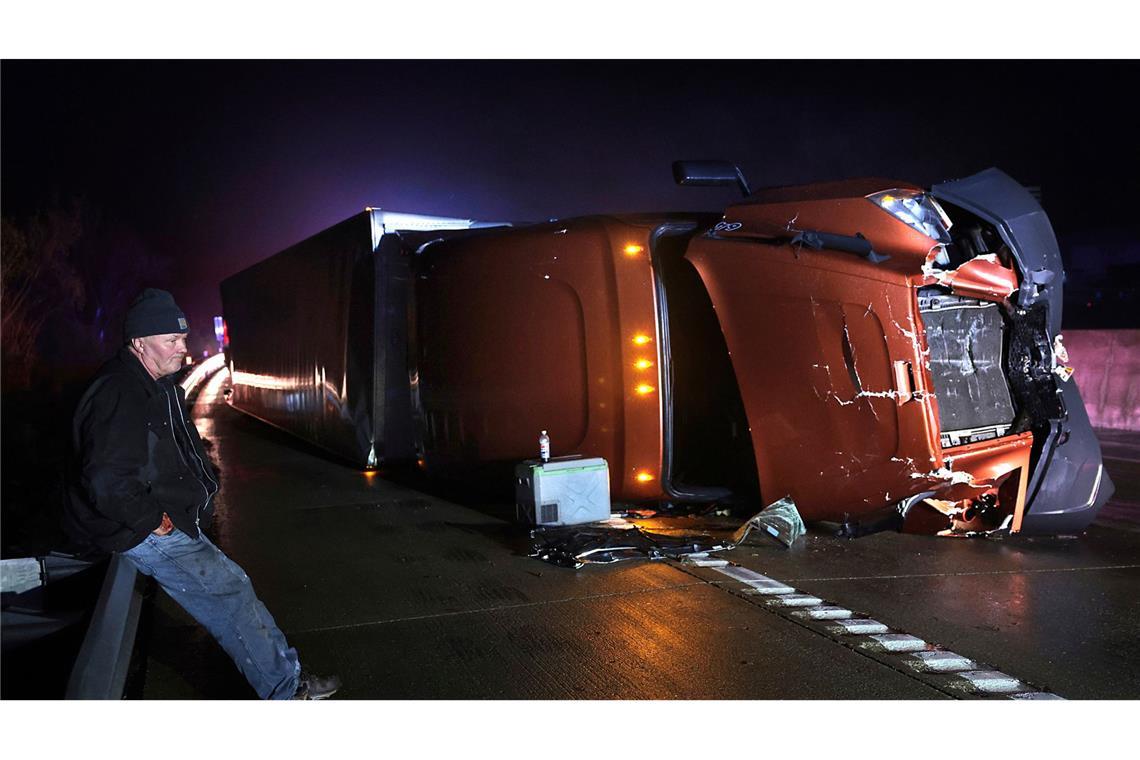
[539,430,550,463]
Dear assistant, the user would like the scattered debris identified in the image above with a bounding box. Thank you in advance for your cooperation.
[530,524,730,569]
[618,508,661,519]
[922,498,965,517]
[731,496,806,548]
[935,512,1014,539]
[910,466,979,487]
[682,555,730,568]
[593,515,637,530]
[835,503,906,538]
[613,502,727,519]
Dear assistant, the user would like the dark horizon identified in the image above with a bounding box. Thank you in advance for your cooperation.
[4,59,1139,361]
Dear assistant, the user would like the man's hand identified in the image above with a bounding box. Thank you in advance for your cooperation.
[153,513,174,536]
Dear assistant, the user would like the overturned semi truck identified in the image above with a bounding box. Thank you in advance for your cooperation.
[220,164,1113,536]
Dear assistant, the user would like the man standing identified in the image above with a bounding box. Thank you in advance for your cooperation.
[64,288,340,700]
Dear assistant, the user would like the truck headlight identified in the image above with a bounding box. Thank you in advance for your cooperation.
[868,189,953,244]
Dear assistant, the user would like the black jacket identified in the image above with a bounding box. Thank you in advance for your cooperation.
[63,348,218,553]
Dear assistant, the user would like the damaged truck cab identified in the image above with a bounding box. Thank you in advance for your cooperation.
[221,167,1113,537]
[680,167,1112,535]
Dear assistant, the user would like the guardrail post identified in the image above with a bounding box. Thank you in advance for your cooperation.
[65,555,143,699]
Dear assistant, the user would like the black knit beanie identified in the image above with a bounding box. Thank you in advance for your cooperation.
[124,288,189,339]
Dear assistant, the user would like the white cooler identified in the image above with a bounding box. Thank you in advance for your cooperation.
[515,456,610,526]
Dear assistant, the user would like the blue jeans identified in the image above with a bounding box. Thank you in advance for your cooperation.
[123,529,300,699]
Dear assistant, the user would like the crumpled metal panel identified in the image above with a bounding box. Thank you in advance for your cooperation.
[932,169,1064,331]
[684,225,942,522]
[932,169,1113,532]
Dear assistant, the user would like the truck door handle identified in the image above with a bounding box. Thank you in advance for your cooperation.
[893,360,914,405]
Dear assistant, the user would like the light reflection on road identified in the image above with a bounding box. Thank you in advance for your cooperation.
[192,367,232,545]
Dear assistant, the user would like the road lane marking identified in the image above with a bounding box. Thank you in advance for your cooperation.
[293,580,708,634]
[772,564,1140,583]
[708,563,1062,699]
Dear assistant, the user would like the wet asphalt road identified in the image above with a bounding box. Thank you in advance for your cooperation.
[132,370,1140,699]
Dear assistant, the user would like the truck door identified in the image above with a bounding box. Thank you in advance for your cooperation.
[684,233,940,522]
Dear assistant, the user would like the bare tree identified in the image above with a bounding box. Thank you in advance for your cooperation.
[1,203,85,389]
[3,199,175,390]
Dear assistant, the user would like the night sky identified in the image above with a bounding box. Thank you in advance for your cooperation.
[4,60,1139,356]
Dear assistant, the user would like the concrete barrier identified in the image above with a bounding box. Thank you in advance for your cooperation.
[1062,330,1140,431]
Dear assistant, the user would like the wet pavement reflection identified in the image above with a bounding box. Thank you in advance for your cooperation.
[131,369,1140,699]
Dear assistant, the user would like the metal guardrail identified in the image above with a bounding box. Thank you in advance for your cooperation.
[64,554,143,699]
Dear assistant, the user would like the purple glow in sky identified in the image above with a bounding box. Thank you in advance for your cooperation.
[4,60,1139,353]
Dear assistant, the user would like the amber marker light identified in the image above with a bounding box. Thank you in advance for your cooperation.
[623,243,644,257]
[635,383,656,395]
[634,359,654,370]
[632,333,652,345]
[635,471,655,483]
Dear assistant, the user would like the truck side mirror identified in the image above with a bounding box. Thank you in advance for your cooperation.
[672,160,753,197]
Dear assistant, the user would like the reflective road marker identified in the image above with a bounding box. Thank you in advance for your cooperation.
[828,617,890,635]
[708,563,1062,699]
[907,650,976,672]
[956,670,1025,693]
[790,605,853,620]
[765,593,824,607]
[866,633,928,652]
